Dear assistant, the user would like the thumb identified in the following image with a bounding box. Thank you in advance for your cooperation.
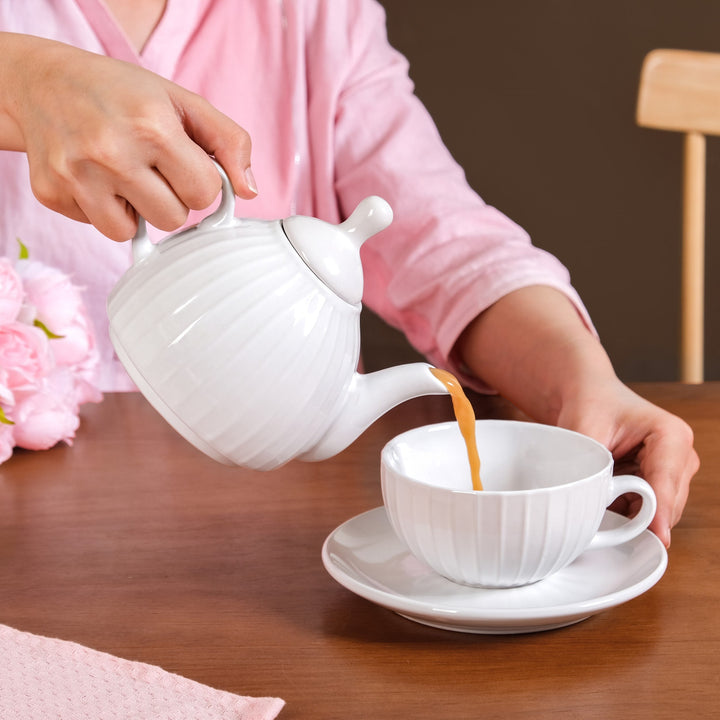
[173,87,258,199]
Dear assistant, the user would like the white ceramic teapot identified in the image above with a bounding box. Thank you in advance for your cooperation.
[107,162,448,470]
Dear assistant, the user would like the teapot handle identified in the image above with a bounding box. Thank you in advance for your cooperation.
[132,217,153,264]
[131,158,238,264]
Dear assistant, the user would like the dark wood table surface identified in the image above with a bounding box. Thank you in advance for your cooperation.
[1,383,718,719]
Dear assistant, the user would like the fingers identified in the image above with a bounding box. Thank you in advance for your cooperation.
[80,196,139,241]
[557,386,699,549]
[154,144,223,213]
[638,417,699,547]
[30,155,188,241]
[29,112,254,242]
[80,168,186,240]
[175,87,258,199]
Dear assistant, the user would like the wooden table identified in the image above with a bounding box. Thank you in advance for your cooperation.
[1,384,718,718]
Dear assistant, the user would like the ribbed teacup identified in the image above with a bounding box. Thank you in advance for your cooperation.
[381,420,656,588]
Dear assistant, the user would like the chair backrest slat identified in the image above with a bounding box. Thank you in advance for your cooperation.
[638,49,720,137]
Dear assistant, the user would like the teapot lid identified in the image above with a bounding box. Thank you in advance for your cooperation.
[282,196,393,305]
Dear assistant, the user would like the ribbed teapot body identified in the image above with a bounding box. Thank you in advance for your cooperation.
[107,220,360,470]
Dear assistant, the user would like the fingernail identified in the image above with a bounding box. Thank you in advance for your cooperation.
[244,166,258,195]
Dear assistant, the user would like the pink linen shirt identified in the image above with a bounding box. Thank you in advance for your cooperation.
[0,0,591,391]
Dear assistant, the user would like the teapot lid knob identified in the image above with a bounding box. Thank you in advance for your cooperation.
[283,196,393,305]
[338,196,394,248]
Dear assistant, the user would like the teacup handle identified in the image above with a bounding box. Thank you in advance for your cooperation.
[131,158,238,264]
[589,475,657,549]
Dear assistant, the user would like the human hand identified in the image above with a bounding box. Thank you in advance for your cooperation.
[0,33,257,241]
[456,285,699,549]
[555,380,699,548]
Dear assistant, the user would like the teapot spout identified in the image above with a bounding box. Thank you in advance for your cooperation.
[299,363,448,462]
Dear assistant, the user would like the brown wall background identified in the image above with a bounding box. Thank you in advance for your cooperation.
[361,0,720,382]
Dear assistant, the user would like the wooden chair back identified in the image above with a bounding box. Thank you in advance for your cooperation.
[637,48,720,382]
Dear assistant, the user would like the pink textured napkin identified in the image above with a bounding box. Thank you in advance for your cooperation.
[0,624,284,719]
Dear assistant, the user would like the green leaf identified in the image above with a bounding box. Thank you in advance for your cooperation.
[17,237,29,259]
[33,318,64,339]
[0,405,14,426]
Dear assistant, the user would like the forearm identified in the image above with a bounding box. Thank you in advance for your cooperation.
[455,285,617,424]
[0,32,44,151]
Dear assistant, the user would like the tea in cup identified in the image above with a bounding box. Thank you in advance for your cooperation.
[380,420,657,588]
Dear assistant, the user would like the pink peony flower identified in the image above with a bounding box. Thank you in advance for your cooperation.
[15,259,83,333]
[0,257,23,324]
[46,306,98,368]
[0,366,14,408]
[0,249,102,464]
[0,423,13,464]
[11,385,80,451]
[0,321,51,392]
[16,259,101,374]
[44,364,100,412]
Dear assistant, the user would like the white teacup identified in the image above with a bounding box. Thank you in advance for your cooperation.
[381,420,657,588]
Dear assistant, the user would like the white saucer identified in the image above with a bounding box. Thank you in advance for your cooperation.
[321,507,668,634]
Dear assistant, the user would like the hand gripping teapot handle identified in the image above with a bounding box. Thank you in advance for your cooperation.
[131,158,238,264]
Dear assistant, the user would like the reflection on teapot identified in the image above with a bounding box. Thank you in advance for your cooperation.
[107,161,448,470]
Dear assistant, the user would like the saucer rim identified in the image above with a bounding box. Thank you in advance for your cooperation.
[321,507,668,631]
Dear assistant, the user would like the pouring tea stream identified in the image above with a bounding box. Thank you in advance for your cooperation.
[107,161,450,470]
